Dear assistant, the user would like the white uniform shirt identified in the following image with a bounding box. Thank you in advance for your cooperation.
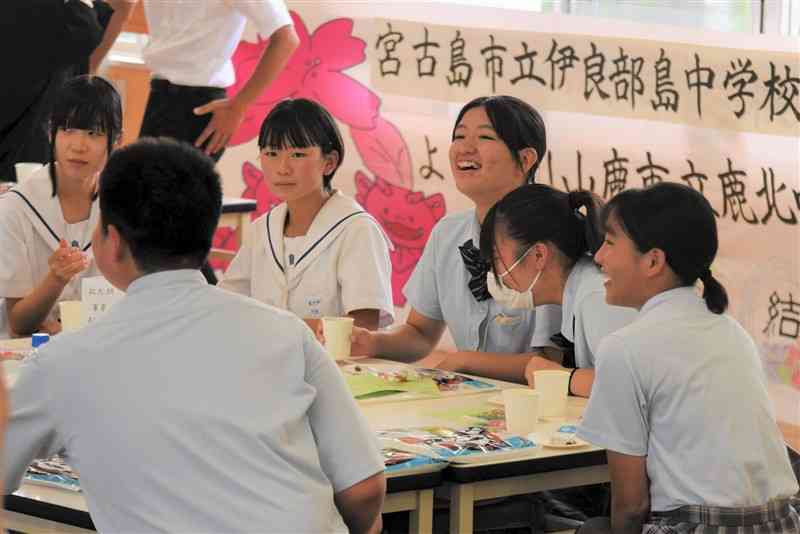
[404,209,560,352]
[142,0,292,87]
[578,287,799,510]
[0,165,100,338]
[220,192,395,325]
[5,270,384,533]
[561,257,638,368]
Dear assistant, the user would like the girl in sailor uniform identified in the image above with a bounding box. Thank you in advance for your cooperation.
[220,99,394,332]
[0,76,122,337]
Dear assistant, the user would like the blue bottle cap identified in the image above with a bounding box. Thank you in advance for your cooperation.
[31,333,50,349]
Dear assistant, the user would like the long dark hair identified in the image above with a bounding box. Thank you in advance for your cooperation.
[602,182,728,314]
[48,75,122,197]
[480,184,604,274]
[453,95,546,183]
[258,98,344,192]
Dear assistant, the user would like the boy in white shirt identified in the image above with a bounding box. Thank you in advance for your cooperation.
[4,138,386,533]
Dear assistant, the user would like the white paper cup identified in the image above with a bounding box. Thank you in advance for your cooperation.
[59,300,84,332]
[322,317,355,360]
[502,388,540,436]
[533,369,570,418]
[14,162,44,181]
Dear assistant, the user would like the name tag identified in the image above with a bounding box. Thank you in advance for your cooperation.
[307,296,321,318]
[494,313,522,326]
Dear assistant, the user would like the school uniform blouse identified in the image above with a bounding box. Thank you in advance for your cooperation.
[0,165,100,337]
[220,191,395,325]
[561,257,638,368]
[404,209,560,353]
[578,287,799,510]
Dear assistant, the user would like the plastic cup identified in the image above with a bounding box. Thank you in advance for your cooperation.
[322,317,355,360]
[533,369,570,418]
[59,300,84,332]
[502,388,540,436]
[14,162,44,181]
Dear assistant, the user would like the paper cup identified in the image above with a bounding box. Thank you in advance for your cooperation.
[533,369,570,418]
[14,162,44,181]
[322,317,354,360]
[59,300,84,332]
[502,388,540,436]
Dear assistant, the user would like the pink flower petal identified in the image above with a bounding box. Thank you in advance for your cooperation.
[311,70,379,129]
[350,117,413,188]
[310,18,366,70]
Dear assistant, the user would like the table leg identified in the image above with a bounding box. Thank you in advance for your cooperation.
[449,483,474,534]
[409,489,433,534]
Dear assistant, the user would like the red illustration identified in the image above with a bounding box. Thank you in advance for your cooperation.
[356,172,446,306]
[241,161,282,220]
[228,12,380,146]
[209,227,239,272]
[351,118,414,189]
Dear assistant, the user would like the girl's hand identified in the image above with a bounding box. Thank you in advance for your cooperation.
[349,327,377,360]
[48,240,90,284]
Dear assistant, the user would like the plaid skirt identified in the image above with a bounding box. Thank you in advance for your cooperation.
[642,498,800,534]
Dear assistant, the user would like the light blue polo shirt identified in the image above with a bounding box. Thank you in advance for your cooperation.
[404,209,560,353]
[561,257,638,368]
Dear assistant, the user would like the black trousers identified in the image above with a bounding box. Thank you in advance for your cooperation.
[139,79,228,284]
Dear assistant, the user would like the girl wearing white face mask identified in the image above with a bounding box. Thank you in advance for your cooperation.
[480,184,637,396]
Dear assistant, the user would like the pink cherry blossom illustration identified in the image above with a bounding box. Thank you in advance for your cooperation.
[228,11,380,146]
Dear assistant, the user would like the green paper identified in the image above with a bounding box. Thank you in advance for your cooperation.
[345,373,441,399]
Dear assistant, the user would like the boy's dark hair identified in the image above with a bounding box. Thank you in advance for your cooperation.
[602,182,728,314]
[99,137,222,274]
[48,75,122,196]
[453,95,547,184]
[257,98,344,192]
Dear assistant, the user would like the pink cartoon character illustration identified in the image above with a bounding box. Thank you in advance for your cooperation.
[241,161,282,220]
[356,172,446,306]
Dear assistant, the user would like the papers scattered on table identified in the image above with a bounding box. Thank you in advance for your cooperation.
[342,363,496,400]
[25,456,81,492]
[377,426,536,465]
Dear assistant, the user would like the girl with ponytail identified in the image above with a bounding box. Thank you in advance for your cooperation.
[577,182,798,534]
[479,183,637,397]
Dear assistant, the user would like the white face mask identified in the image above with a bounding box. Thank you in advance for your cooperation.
[486,247,542,309]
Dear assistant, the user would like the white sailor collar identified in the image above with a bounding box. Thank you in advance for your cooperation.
[6,164,99,253]
[264,191,391,284]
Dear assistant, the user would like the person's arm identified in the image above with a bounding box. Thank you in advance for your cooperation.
[608,450,650,534]
[523,356,595,397]
[7,240,89,336]
[194,24,299,155]
[89,0,138,73]
[333,471,385,534]
[5,349,62,493]
[301,327,386,531]
[351,309,446,362]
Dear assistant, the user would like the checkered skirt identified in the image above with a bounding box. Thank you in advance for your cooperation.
[642,498,800,534]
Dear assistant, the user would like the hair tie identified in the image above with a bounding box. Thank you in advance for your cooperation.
[701,268,712,281]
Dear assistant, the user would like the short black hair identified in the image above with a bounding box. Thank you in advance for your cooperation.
[452,95,547,183]
[49,75,122,197]
[257,98,344,192]
[480,184,604,276]
[99,138,222,273]
[603,182,728,314]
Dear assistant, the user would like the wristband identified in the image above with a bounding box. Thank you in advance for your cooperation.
[567,367,579,396]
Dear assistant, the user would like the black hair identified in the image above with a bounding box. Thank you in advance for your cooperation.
[452,95,547,183]
[48,75,123,197]
[257,98,344,192]
[602,182,728,314]
[480,184,604,276]
[99,137,222,274]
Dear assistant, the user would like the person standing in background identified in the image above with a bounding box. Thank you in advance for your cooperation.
[0,0,134,184]
[96,0,299,283]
